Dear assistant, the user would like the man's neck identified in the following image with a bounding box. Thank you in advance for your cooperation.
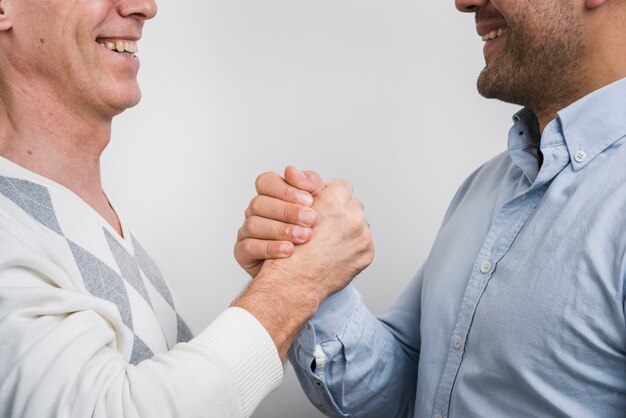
[534,4,626,134]
[534,72,626,135]
[0,83,123,236]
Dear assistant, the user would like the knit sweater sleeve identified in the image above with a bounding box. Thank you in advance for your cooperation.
[0,214,283,418]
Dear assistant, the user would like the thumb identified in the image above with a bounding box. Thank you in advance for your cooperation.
[284,166,326,196]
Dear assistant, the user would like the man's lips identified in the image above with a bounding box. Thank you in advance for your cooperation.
[96,35,141,55]
[476,21,507,38]
[481,28,508,42]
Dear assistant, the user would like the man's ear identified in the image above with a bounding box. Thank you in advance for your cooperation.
[0,0,12,32]
[586,0,608,9]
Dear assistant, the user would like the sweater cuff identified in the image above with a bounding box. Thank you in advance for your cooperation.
[190,307,283,417]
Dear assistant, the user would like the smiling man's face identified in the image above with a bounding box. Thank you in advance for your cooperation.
[2,0,157,119]
[458,0,586,114]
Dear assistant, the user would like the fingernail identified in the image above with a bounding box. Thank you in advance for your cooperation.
[279,243,292,254]
[299,210,316,226]
[293,226,309,240]
[296,191,314,206]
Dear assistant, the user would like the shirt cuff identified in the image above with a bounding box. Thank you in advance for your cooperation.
[190,307,283,417]
[309,285,362,343]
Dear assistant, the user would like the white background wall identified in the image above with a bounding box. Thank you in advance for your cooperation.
[102,1,518,416]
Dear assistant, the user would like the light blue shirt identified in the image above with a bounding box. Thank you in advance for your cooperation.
[291,77,626,418]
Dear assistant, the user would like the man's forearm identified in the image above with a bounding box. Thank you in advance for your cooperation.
[233,263,321,361]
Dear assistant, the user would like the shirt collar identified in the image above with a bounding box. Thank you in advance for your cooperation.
[557,76,626,171]
[508,76,626,176]
[507,108,544,183]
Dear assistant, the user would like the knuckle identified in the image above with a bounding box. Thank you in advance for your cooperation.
[348,213,364,229]
[255,173,267,191]
[347,203,362,218]
[357,248,374,268]
[249,196,263,214]
[340,178,353,189]
[282,185,297,202]
[359,256,373,270]
[351,197,363,209]
[282,204,295,222]
[245,216,261,234]
[245,217,258,234]
[343,216,356,231]
[280,224,292,239]
[241,238,256,256]
[310,170,323,183]
[326,186,343,201]
[332,178,352,195]
[255,171,273,192]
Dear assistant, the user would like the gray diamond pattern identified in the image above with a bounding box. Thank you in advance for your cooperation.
[177,313,193,343]
[104,228,152,309]
[130,334,154,365]
[132,235,175,309]
[0,175,192,363]
[68,239,135,330]
[0,176,63,234]
[131,235,194,343]
[68,238,155,363]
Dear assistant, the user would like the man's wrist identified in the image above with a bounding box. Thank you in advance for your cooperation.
[232,262,320,361]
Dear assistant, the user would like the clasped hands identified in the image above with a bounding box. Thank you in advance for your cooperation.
[234,166,374,306]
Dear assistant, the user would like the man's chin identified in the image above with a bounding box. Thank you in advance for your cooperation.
[476,69,498,99]
[107,89,142,116]
[476,67,518,104]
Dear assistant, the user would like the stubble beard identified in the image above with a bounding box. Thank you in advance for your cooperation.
[476,2,586,115]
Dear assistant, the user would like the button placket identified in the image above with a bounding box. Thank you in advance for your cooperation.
[433,189,546,417]
[479,260,493,274]
[453,335,463,350]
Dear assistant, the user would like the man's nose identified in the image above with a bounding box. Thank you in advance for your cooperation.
[455,0,489,13]
[117,0,158,21]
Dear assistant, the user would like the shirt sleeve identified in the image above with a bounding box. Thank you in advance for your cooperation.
[290,268,424,418]
[0,240,283,418]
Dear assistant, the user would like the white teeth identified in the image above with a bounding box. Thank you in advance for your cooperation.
[98,39,138,54]
[481,27,508,42]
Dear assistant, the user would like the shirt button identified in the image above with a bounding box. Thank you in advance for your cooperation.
[574,150,587,163]
[479,260,492,274]
[434,414,443,418]
[453,335,463,350]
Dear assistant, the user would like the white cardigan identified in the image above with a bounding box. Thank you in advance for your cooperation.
[0,156,282,417]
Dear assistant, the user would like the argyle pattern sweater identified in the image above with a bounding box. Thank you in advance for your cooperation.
[0,156,282,417]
